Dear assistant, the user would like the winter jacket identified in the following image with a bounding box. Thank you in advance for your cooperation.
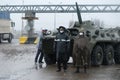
[54,32,70,60]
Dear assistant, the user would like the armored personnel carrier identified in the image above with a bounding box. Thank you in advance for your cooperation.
[42,3,120,66]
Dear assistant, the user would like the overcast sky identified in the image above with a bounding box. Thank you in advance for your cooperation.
[1,0,120,31]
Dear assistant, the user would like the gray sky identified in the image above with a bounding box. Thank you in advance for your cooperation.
[1,0,120,31]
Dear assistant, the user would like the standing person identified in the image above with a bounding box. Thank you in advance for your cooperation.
[73,29,90,73]
[35,29,45,65]
[54,26,70,72]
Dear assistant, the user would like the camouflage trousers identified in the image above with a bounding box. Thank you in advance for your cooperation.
[73,48,89,67]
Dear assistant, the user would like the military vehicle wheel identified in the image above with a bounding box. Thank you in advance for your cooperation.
[0,38,1,43]
[67,56,70,62]
[8,34,12,43]
[114,45,120,64]
[91,45,103,66]
[103,45,114,65]
[44,54,52,65]
[0,35,1,43]
[44,54,56,65]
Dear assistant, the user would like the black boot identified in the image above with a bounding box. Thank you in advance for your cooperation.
[75,67,80,73]
[64,69,67,72]
[56,69,61,72]
[39,63,42,68]
[84,64,87,73]
[57,60,61,72]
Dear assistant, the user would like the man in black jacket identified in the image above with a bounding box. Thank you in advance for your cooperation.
[54,26,70,72]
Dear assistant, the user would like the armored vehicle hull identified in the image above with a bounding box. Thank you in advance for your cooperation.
[68,21,120,66]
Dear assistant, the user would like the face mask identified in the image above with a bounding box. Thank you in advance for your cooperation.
[79,32,84,36]
[60,31,64,33]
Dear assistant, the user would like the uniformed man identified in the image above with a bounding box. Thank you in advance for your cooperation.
[73,28,90,73]
[54,26,70,72]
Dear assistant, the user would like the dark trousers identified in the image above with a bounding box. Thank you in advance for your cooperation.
[35,49,43,63]
[57,55,67,70]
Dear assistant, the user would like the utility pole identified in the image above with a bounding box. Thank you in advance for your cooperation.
[21,0,24,35]
[54,12,56,31]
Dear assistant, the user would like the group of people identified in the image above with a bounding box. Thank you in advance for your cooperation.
[34,26,90,73]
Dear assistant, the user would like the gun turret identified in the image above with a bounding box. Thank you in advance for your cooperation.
[76,2,82,24]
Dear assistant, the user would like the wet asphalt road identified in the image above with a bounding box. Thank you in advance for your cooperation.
[0,39,120,80]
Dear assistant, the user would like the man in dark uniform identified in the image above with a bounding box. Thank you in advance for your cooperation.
[54,26,70,72]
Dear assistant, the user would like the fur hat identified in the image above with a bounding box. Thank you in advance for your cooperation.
[58,26,66,30]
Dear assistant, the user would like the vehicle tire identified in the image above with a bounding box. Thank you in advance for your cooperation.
[44,54,52,65]
[103,45,114,65]
[44,54,56,65]
[0,34,1,43]
[91,45,103,66]
[51,54,56,64]
[114,45,120,64]
[67,56,70,62]
[8,34,12,43]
